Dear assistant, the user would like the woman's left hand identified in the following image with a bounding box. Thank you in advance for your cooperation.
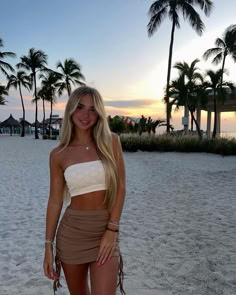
[97,230,117,265]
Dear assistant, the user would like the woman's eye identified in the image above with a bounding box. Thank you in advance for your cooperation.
[77,105,83,110]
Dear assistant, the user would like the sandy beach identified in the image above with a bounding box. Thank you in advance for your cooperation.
[0,135,236,295]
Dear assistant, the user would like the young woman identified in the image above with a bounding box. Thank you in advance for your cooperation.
[43,86,126,295]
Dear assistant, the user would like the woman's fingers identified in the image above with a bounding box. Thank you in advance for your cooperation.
[44,262,56,280]
[97,244,107,264]
[100,244,115,265]
[101,246,113,264]
[107,246,115,261]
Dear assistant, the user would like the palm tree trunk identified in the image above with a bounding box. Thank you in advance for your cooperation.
[191,113,194,132]
[212,90,217,138]
[166,19,176,134]
[33,73,39,139]
[42,98,45,139]
[66,79,71,97]
[220,53,227,87]
[49,99,53,137]
[18,83,25,137]
[190,109,202,140]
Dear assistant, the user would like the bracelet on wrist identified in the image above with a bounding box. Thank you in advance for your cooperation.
[45,239,54,245]
[106,227,119,233]
[109,220,119,225]
[108,222,120,227]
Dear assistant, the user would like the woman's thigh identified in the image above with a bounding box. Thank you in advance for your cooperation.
[62,261,91,295]
[89,256,119,295]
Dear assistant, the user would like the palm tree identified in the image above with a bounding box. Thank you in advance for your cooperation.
[39,72,60,137]
[147,0,213,133]
[205,69,235,138]
[174,58,203,132]
[56,58,85,97]
[37,87,48,139]
[203,24,236,87]
[0,38,16,78]
[7,71,31,137]
[17,48,49,139]
[0,84,8,105]
[169,59,207,139]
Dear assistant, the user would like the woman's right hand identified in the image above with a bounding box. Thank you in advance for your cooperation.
[43,246,58,280]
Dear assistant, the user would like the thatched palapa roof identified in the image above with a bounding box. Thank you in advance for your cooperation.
[0,114,21,127]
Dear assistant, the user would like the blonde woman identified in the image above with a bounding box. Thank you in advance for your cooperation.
[43,86,126,295]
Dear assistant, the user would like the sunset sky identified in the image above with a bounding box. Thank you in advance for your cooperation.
[0,0,236,134]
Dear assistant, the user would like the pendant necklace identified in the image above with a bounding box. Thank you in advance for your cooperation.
[77,142,92,150]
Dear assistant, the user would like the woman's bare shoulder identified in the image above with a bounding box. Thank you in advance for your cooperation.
[50,145,67,167]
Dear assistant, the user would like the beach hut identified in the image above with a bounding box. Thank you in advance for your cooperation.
[0,114,21,136]
[19,119,32,135]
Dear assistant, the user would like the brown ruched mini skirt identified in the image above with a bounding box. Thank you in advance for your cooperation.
[53,207,125,295]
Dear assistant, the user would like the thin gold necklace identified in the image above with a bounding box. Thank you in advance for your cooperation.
[73,141,92,150]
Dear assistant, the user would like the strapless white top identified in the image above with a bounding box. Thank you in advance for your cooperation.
[63,160,107,206]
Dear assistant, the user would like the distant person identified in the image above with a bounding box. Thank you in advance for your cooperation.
[43,86,126,295]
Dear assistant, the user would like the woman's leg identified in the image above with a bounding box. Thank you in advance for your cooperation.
[89,256,119,295]
[62,262,91,295]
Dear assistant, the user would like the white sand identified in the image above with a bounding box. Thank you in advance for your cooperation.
[0,135,236,295]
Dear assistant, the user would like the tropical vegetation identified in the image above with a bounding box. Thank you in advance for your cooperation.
[0,12,236,146]
[169,58,207,139]
[39,72,61,138]
[108,115,166,135]
[7,71,31,136]
[204,69,235,138]
[203,24,236,87]
[56,59,85,97]
[0,38,16,78]
[120,133,236,156]
[16,48,49,139]
[0,84,8,105]
[147,0,213,133]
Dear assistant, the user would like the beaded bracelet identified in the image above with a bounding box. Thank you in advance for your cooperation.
[106,227,119,233]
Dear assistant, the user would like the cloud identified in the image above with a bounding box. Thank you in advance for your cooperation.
[104,98,161,108]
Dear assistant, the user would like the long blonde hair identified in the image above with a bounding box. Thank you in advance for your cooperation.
[59,86,118,212]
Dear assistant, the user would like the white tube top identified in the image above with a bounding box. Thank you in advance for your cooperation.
[63,160,107,206]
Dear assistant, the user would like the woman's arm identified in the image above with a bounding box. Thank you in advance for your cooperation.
[45,147,65,249]
[109,133,126,224]
[96,133,126,265]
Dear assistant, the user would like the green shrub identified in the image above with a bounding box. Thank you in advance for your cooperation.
[119,134,236,156]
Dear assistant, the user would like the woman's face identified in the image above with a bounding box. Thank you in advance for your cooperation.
[71,94,99,131]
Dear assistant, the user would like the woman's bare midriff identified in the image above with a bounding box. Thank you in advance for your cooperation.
[67,190,109,210]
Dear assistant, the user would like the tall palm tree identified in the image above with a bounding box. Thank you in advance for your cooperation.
[56,58,85,97]
[203,24,236,87]
[7,71,31,137]
[39,72,60,137]
[205,69,234,138]
[147,0,213,133]
[0,38,16,77]
[0,84,8,105]
[17,48,49,139]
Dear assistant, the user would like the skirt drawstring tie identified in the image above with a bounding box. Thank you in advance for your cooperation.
[117,252,126,295]
[53,254,62,294]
